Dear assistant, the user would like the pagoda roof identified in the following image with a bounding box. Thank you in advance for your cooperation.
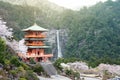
[22,23,48,32]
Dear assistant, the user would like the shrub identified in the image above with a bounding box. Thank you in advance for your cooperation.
[73,71,80,79]
[10,56,21,67]
[54,58,64,70]
[19,78,27,80]
[20,62,30,70]
[10,70,18,77]
[33,64,44,74]
[0,38,6,64]
[29,58,36,64]
[65,69,80,80]
[65,69,73,76]
[25,70,39,80]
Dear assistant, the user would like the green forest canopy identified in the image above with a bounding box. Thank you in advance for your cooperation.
[0,0,120,67]
[65,0,120,67]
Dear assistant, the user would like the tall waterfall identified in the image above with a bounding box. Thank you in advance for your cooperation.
[56,30,62,58]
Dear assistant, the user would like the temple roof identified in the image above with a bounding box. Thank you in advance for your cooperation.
[22,23,48,32]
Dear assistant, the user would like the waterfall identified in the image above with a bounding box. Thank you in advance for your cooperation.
[56,30,62,58]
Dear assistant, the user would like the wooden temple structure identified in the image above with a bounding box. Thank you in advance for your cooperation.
[18,23,53,62]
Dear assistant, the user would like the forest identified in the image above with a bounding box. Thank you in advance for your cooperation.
[0,0,120,67]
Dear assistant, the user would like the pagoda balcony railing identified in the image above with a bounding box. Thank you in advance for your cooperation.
[26,43,44,46]
[26,53,53,58]
[25,34,46,38]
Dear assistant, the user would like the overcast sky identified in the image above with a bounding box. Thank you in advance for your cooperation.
[48,0,108,10]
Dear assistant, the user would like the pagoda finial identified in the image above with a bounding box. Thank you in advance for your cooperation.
[34,10,37,23]
[33,9,38,26]
[33,22,38,26]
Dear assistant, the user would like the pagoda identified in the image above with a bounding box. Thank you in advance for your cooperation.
[21,23,53,62]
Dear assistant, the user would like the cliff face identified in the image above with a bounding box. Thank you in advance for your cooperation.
[47,29,68,59]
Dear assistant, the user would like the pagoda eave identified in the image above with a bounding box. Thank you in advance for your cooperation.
[22,30,48,32]
[18,53,53,58]
[22,23,48,32]
[25,54,53,58]
[28,46,50,49]
[25,38,47,41]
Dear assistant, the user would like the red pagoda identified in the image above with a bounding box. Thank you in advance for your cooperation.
[20,23,53,62]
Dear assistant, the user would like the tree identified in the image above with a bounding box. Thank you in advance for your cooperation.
[18,39,28,54]
[65,0,120,67]
[0,38,6,63]
[0,18,12,38]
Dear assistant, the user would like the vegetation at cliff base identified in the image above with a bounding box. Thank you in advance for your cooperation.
[0,38,39,80]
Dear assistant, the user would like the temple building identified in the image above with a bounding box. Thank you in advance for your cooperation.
[19,23,53,62]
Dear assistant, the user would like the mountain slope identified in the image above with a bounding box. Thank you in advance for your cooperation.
[65,0,120,67]
[0,0,65,12]
[0,1,68,39]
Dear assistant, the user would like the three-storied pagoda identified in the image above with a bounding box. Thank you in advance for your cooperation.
[21,23,53,62]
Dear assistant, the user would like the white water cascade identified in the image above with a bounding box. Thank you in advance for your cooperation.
[56,30,62,58]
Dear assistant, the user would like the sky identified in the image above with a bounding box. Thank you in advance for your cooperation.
[48,0,107,10]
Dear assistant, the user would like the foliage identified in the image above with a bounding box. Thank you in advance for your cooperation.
[65,69,80,80]
[19,78,27,80]
[10,56,21,67]
[0,38,6,63]
[64,0,120,67]
[9,67,38,80]
[33,63,44,74]
[54,58,64,70]
[0,38,5,51]
[20,62,30,70]
[29,58,36,64]
[65,69,73,76]
[10,70,18,77]
[0,38,37,79]
[25,70,39,80]
[73,72,80,79]
[0,69,8,80]
[0,1,65,39]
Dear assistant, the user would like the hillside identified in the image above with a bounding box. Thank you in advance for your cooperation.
[0,37,40,80]
[65,0,120,67]
[0,0,120,67]
[0,0,67,39]
[0,0,65,11]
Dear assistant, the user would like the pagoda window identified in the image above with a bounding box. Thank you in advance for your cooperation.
[28,49,32,52]
[38,52,40,55]
[32,49,36,53]
[35,32,39,36]
[36,49,40,55]
[29,41,32,43]
[30,32,34,35]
